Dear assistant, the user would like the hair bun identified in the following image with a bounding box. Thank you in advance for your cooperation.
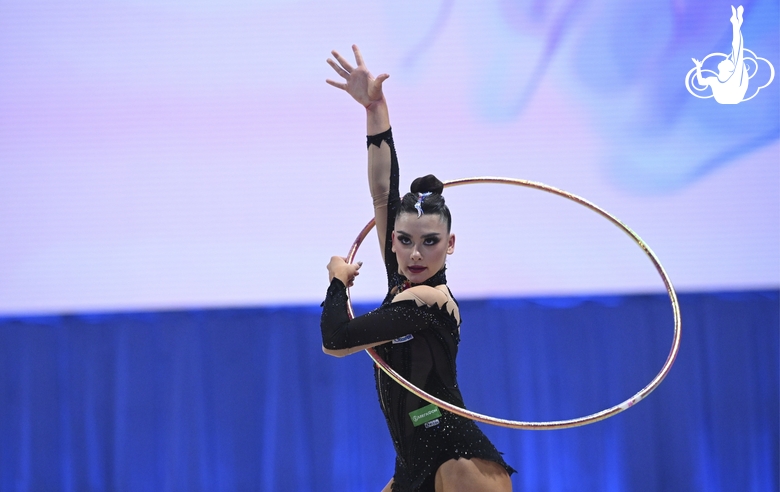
[410,174,444,195]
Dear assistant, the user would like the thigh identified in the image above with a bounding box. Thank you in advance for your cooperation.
[434,458,512,492]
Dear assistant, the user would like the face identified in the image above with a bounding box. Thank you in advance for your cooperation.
[392,212,455,284]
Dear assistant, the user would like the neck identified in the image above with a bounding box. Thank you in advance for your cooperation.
[394,266,447,293]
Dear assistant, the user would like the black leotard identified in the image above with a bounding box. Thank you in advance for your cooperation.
[321,129,514,491]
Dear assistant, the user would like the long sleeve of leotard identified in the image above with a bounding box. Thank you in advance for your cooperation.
[366,128,401,287]
[321,279,446,350]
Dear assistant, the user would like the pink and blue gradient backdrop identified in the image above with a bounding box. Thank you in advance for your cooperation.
[0,0,777,314]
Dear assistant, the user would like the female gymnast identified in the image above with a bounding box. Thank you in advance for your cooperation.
[320,45,515,492]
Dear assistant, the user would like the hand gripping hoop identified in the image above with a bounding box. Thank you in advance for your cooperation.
[345,177,681,430]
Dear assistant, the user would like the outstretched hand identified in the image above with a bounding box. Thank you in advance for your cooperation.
[327,45,389,107]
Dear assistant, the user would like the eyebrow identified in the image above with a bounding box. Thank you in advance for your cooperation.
[396,230,441,238]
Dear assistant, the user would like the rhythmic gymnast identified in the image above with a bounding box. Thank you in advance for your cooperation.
[320,45,515,492]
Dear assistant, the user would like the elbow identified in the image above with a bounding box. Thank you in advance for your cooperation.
[320,320,350,352]
[321,335,347,352]
[322,345,348,358]
[371,189,390,208]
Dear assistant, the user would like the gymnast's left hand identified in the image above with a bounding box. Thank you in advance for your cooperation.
[326,45,388,108]
[327,256,362,287]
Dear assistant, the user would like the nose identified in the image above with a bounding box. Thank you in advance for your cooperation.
[411,247,422,261]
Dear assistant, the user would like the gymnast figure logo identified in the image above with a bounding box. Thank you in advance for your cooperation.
[685,5,774,104]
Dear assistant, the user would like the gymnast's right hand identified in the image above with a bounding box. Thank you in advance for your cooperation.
[326,44,389,108]
[327,256,362,287]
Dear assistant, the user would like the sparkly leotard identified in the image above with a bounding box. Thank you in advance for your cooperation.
[320,129,515,491]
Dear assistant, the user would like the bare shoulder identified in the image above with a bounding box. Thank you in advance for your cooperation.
[392,285,448,306]
[392,285,460,324]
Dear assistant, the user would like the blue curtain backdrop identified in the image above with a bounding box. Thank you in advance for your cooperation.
[0,291,777,491]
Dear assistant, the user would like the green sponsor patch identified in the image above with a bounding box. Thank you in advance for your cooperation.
[409,404,442,427]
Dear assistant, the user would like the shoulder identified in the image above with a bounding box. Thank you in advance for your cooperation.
[392,285,460,324]
[392,285,448,307]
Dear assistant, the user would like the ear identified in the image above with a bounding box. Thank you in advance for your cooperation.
[391,230,396,253]
[446,233,455,255]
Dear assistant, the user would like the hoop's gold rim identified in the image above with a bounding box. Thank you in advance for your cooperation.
[346,177,681,430]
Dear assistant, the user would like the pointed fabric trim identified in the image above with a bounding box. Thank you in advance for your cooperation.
[382,297,460,343]
[367,127,394,149]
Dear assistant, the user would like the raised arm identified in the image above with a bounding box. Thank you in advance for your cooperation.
[327,45,394,261]
[692,58,711,87]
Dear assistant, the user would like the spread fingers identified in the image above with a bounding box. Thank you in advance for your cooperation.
[327,58,350,79]
[331,50,355,73]
[325,78,347,90]
[352,44,365,67]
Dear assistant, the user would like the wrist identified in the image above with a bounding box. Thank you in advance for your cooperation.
[365,95,386,111]
[366,98,390,134]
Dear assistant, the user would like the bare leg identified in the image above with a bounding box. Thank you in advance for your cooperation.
[435,458,512,491]
[730,5,744,67]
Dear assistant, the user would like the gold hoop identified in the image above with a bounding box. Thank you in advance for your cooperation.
[346,177,681,430]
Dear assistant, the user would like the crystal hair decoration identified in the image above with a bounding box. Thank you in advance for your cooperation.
[414,192,432,217]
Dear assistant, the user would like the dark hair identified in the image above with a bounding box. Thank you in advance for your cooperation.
[397,174,452,232]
